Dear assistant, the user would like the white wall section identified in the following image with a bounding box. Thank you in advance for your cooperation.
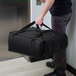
[66,0,76,69]
[30,0,51,30]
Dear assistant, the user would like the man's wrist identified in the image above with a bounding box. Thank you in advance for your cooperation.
[40,13,44,19]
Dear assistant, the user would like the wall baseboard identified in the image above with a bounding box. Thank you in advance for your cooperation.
[67,64,76,75]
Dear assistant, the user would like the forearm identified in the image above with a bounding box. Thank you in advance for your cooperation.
[40,0,55,18]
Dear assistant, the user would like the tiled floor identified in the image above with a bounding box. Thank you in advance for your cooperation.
[0,57,74,76]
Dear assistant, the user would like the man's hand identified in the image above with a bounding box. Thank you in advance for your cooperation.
[35,15,43,25]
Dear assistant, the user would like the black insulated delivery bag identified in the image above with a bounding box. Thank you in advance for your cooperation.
[8,21,68,59]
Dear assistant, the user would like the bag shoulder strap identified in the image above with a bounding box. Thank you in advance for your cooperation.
[15,21,51,35]
[15,21,35,34]
[41,23,51,30]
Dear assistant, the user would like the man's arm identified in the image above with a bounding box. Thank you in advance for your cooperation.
[35,0,55,25]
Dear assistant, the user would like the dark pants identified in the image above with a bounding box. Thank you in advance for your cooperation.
[51,13,72,74]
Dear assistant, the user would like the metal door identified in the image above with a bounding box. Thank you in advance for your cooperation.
[0,1,30,61]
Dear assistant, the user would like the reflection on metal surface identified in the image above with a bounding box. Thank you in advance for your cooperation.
[0,1,30,61]
[36,0,41,5]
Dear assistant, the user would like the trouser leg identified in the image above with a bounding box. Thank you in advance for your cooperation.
[51,13,72,74]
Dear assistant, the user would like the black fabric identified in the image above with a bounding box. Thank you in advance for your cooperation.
[49,0,72,16]
[46,61,55,68]
[8,21,68,60]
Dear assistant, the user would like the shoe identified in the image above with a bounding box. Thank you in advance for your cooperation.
[44,70,66,76]
[46,61,55,68]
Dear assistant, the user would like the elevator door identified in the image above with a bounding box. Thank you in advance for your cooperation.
[0,2,30,61]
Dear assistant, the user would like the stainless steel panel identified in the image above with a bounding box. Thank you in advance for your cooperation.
[0,2,30,61]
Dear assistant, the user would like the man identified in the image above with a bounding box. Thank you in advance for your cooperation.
[35,0,72,76]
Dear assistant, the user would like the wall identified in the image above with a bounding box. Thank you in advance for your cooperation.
[66,0,76,69]
[30,0,51,30]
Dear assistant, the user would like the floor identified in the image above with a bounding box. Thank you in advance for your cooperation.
[0,57,74,76]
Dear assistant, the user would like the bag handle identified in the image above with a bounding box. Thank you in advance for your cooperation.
[15,21,35,34]
[15,21,51,34]
[41,23,51,30]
